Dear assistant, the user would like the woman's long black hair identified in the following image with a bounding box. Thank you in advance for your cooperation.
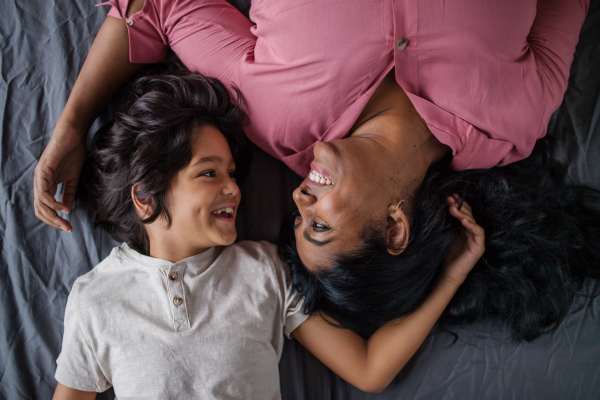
[279,139,600,341]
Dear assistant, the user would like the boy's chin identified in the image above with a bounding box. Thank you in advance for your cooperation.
[214,230,237,247]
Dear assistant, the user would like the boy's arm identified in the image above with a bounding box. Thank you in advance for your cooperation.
[292,196,484,393]
[33,0,145,233]
[52,383,97,400]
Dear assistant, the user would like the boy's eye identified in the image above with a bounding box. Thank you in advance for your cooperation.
[228,171,237,179]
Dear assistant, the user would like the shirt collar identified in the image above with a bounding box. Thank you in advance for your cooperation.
[118,242,219,271]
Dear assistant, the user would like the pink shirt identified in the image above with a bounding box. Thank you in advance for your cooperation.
[100,0,588,176]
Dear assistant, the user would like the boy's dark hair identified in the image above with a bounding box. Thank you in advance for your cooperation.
[86,70,247,255]
[279,140,600,341]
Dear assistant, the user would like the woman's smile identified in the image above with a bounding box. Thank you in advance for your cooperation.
[307,162,336,186]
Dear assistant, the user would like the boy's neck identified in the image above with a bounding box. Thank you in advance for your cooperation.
[146,234,211,263]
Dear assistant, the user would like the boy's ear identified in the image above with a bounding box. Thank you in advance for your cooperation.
[131,184,154,218]
[386,203,410,256]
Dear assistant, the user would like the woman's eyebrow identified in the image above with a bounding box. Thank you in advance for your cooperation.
[193,156,223,166]
[304,230,333,246]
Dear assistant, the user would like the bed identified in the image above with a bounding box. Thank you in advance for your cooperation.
[1,0,599,399]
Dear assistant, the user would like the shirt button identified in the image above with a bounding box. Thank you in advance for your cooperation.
[173,297,183,306]
[395,37,408,51]
[169,272,178,281]
[125,18,134,27]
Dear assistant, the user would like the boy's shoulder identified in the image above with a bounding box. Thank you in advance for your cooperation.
[224,240,278,258]
[219,240,288,278]
[70,244,141,302]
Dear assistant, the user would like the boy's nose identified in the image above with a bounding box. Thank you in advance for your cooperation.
[222,178,240,197]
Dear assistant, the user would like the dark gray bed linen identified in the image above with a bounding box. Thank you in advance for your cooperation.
[0,0,598,399]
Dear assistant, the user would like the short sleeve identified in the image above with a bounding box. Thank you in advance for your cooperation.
[97,0,169,64]
[96,0,255,84]
[55,281,111,392]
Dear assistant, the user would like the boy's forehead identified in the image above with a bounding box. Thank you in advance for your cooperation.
[191,126,234,163]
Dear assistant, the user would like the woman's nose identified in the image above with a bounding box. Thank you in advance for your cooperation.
[293,185,316,208]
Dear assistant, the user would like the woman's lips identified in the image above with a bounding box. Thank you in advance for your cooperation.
[308,163,334,186]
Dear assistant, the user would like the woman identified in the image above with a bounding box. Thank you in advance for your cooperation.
[34,0,598,340]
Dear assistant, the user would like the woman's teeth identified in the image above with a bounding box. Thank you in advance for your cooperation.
[309,169,333,185]
[212,207,234,217]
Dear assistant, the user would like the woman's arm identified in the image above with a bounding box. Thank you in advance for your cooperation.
[528,0,589,115]
[52,383,97,400]
[292,196,484,393]
[33,0,145,232]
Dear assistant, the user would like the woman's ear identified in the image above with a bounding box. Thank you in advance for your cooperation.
[386,202,410,256]
[131,184,153,218]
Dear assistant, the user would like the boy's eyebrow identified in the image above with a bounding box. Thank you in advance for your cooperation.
[193,156,223,166]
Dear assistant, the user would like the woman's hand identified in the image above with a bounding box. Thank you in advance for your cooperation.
[33,126,86,233]
[33,14,145,232]
[442,194,485,285]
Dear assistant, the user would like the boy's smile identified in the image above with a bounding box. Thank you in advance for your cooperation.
[144,125,241,262]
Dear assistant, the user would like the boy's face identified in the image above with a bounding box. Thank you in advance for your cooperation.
[149,125,240,261]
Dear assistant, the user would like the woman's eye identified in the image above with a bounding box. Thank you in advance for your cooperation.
[311,221,329,232]
[200,170,216,177]
[292,210,301,230]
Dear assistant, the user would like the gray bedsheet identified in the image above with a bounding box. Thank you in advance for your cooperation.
[1,0,599,399]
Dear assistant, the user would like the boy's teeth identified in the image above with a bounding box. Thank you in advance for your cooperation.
[212,207,234,215]
[308,169,333,185]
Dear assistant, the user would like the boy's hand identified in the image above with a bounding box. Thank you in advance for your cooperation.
[33,126,86,233]
[442,194,485,285]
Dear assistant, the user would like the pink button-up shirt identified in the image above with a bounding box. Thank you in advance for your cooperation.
[100,0,588,176]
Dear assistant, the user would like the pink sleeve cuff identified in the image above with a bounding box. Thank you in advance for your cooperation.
[97,0,168,64]
[450,126,515,171]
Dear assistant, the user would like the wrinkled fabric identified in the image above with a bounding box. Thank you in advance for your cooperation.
[1,0,600,399]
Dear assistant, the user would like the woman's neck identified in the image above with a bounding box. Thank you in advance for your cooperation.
[350,69,449,182]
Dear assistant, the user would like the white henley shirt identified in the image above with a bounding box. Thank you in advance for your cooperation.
[55,241,308,399]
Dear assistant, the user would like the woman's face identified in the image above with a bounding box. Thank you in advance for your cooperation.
[293,137,394,270]
[292,98,447,271]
